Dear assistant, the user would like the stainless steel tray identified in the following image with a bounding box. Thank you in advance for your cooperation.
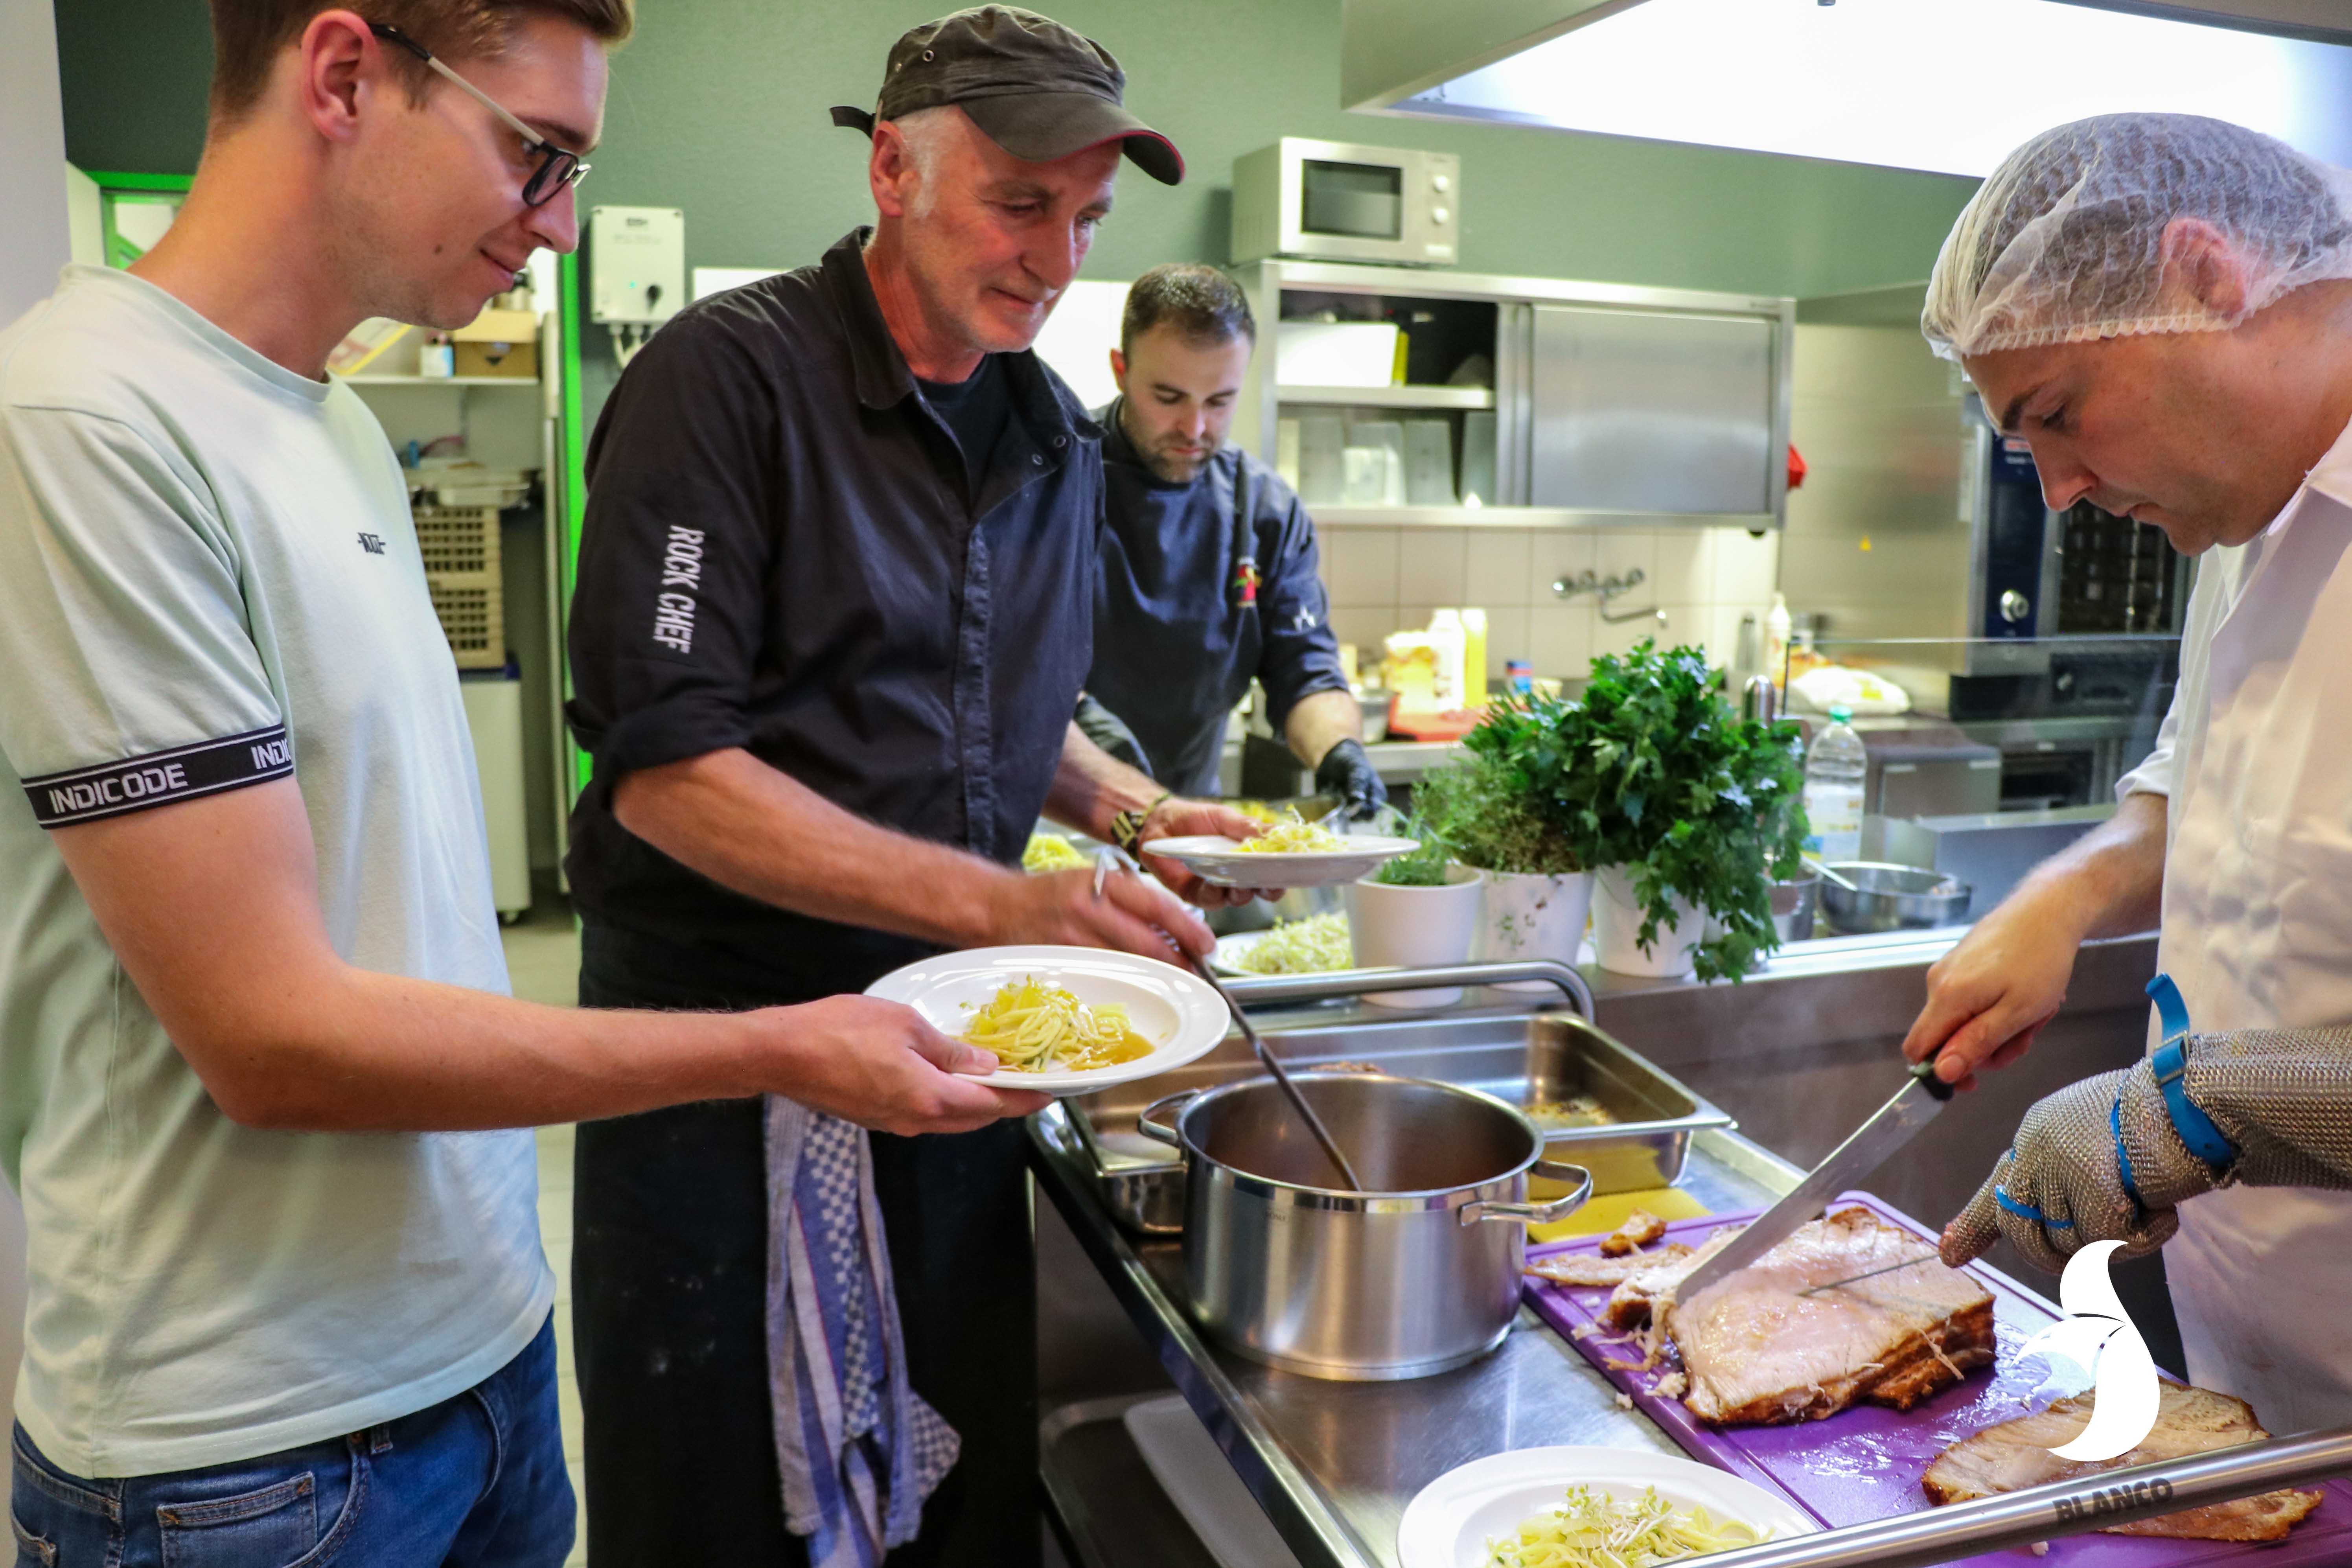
[1522,1011,1735,1192]
[1063,968,1732,1235]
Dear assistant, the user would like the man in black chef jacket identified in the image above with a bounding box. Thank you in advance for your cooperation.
[1085,265,1385,816]
[559,12,1264,1566]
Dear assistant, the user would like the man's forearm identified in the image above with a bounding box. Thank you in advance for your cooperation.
[255,969,775,1130]
[2018,789,2168,940]
[1283,686,1361,768]
[1044,721,1168,841]
[59,777,782,1131]
[615,747,1017,948]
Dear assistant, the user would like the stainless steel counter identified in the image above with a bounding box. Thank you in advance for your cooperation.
[1031,1104,1799,1568]
[1032,930,2166,1568]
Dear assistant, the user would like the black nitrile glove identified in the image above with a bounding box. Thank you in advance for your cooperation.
[1314,737,1388,823]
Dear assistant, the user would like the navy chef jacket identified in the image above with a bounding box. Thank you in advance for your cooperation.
[563,229,1101,979]
[1085,397,1347,796]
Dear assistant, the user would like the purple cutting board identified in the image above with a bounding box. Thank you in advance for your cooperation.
[1523,1191,2352,1566]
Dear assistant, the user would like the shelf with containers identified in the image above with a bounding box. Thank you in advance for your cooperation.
[341,306,567,921]
[1229,258,1796,532]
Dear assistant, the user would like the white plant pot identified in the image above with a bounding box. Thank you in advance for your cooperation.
[1476,870,1595,990]
[1591,865,1704,979]
[1345,865,1487,1008]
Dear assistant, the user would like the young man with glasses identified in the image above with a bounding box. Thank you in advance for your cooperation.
[0,5,1043,1562]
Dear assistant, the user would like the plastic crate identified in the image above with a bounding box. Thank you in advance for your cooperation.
[414,504,505,668]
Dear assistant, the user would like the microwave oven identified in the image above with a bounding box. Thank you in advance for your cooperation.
[1230,138,1460,267]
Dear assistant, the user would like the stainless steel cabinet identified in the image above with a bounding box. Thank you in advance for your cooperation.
[1528,305,1776,514]
[1232,258,1793,530]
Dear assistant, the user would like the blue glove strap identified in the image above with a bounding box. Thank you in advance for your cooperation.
[2144,974,2239,1170]
[1995,1173,2073,1229]
[2113,1093,2144,1212]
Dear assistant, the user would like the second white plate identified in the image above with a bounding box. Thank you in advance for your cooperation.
[1211,928,1363,979]
[864,945,1230,1097]
[1146,834,1419,888]
[1395,1445,1816,1568]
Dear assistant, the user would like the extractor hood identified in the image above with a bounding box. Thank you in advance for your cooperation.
[1345,0,2352,177]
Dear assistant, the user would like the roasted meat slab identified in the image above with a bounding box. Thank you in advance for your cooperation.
[1662,1207,1995,1427]
[1530,1206,1995,1426]
[1925,1384,2324,1542]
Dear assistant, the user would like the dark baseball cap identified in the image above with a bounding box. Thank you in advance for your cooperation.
[829,6,1183,186]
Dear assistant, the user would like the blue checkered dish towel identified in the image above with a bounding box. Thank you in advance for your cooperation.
[766,1097,960,1566]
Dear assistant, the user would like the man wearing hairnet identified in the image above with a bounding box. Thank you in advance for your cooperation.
[1905,112,2352,1432]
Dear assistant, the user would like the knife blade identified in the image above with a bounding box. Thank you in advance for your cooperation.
[1673,1053,1955,1303]
[1796,1251,1940,1297]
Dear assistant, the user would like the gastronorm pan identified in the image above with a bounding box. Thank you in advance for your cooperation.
[1061,977,1732,1234]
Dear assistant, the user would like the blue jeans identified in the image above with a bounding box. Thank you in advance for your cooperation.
[10,1314,572,1568]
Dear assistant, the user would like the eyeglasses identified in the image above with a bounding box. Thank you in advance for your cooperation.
[369,23,589,209]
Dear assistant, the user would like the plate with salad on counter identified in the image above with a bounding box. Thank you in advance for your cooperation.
[1396,1446,1813,1568]
[1213,912,1357,977]
[1147,807,1419,888]
[864,945,1229,1096]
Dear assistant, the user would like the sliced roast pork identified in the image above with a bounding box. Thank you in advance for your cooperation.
[1523,1225,1737,1332]
[1925,1384,2323,1542]
[1526,1244,1682,1290]
[1663,1207,1995,1427]
[1600,1208,1670,1256]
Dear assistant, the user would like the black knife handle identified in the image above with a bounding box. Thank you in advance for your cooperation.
[1911,1051,1957,1102]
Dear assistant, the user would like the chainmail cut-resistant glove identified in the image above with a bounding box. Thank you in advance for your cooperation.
[1944,1011,2352,1274]
[1314,736,1388,823]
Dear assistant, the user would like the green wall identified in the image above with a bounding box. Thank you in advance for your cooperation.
[53,0,1975,401]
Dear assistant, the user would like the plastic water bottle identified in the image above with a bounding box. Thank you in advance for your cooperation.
[1802,704,1868,862]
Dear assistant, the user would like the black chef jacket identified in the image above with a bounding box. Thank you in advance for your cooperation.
[1085,398,1347,795]
[563,229,1102,979]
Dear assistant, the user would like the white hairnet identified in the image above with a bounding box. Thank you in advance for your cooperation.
[1922,113,2352,361]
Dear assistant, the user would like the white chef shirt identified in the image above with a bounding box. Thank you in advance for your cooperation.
[0,266,551,1476]
[2113,413,2352,1434]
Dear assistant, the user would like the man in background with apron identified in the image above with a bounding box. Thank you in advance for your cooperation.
[1081,265,1384,816]
[1905,113,2352,1434]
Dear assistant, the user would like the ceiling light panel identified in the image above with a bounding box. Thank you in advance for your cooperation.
[1400,0,2352,175]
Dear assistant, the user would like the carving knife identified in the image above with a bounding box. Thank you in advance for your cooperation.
[1674,1053,1955,1302]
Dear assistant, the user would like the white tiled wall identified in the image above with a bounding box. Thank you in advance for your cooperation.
[1319,524,1782,683]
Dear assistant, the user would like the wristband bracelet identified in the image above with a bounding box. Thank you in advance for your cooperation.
[1111,791,1174,854]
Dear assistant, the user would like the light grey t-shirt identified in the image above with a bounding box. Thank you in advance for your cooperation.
[0,266,550,1477]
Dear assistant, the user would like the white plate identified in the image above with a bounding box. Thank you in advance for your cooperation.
[864,945,1229,1097]
[1147,834,1419,888]
[1395,1446,1816,1568]
[1211,928,1364,978]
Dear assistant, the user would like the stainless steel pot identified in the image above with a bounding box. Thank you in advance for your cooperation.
[1137,1071,1592,1381]
[1818,861,1972,933]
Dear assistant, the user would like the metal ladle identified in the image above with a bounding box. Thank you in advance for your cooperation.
[1807,857,1862,893]
[1184,949,1367,1193]
[1091,845,1365,1191]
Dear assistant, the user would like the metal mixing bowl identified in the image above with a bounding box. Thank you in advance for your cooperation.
[1818,861,1972,934]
